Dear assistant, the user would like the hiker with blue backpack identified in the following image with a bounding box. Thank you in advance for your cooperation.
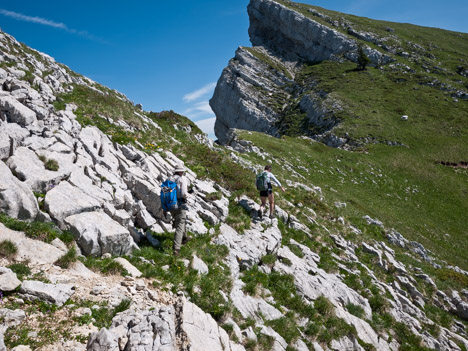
[256,164,285,219]
[160,165,192,256]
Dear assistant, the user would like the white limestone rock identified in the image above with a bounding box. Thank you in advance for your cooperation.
[7,147,70,193]
[0,121,29,160]
[20,280,75,307]
[182,300,245,351]
[65,211,136,257]
[0,223,64,264]
[0,308,26,327]
[45,181,102,225]
[191,254,209,275]
[0,161,39,220]
[0,267,21,292]
[0,95,37,126]
[113,257,142,278]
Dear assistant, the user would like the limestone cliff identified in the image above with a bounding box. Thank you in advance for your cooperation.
[210,0,467,147]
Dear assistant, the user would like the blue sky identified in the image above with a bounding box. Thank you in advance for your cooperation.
[1,0,467,138]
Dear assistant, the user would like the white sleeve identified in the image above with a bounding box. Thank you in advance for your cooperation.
[177,176,188,199]
[269,173,282,187]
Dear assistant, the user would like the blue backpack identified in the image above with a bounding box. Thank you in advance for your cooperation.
[160,179,179,211]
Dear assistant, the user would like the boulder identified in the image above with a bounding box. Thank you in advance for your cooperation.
[182,299,245,351]
[87,299,245,351]
[113,258,142,278]
[214,223,282,270]
[20,280,75,307]
[0,161,39,220]
[0,121,29,160]
[0,223,64,265]
[45,181,101,225]
[86,328,119,351]
[0,95,37,126]
[64,211,136,257]
[191,255,209,275]
[0,267,21,292]
[0,308,26,327]
[6,147,70,193]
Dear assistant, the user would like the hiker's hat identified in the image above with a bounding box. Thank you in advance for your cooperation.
[174,165,186,173]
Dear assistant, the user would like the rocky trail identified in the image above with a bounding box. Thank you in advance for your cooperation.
[0,9,468,351]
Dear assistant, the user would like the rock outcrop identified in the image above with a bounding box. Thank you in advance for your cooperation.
[210,0,394,144]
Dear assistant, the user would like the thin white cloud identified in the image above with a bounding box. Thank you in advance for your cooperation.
[183,82,216,103]
[183,100,215,117]
[0,9,67,29]
[193,101,214,114]
[195,117,216,139]
[0,8,108,43]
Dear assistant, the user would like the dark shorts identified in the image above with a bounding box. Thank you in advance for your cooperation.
[259,183,272,197]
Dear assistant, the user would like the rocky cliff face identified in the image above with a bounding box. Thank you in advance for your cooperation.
[210,0,467,147]
[1,20,468,351]
[211,0,393,144]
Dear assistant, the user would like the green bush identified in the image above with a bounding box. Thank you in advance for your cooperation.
[44,159,59,171]
[0,214,62,243]
[346,303,366,319]
[54,247,78,269]
[0,240,17,258]
[8,263,31,280]
[314,296,334,317]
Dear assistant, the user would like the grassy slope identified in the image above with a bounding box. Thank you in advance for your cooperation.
[232,1,468,269]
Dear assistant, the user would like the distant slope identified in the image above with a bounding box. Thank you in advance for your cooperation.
[210,0,468,270]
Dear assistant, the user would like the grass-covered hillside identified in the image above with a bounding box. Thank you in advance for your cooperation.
[217,1,468,270]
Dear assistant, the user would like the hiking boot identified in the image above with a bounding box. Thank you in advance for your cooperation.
[173,248,180,256]
[257,209,263,219]
[269,214,275,219]
[182,236,192,245]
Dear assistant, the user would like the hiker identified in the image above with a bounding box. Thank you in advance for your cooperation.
[162,165,192,256]
[257,164,285,219]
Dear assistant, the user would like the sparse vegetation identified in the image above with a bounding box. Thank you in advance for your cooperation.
[8,263,31,281]
[0,240,18,258]
[38,154,60,171]
[54,247,78,269]
[0,213,72,244]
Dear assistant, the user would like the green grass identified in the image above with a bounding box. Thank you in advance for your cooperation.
[80,256,128,276]
[38,154,60,171]
[54,247,78,269]
[237,129,468,272]
[231,0,468,273]
[127,231,233,321]
[8,263,31,281]
[0,213,73,244]
[0,240,17,258]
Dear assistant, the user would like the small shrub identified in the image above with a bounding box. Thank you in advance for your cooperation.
[266,314,300,343]
[261,254,277,265]
[315,296,334,317]
[346,303,366,319]
[92,299,131,329]
[0,240,17,258]
[54,247,77,269]
[206,191,222,201]
[369,293,388,313]
[357,44,371,71]
[44,159,59,171]
[8,263,31,280]
[319,316,356,344]
[37,154,59,171]
[436,268,468,287]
